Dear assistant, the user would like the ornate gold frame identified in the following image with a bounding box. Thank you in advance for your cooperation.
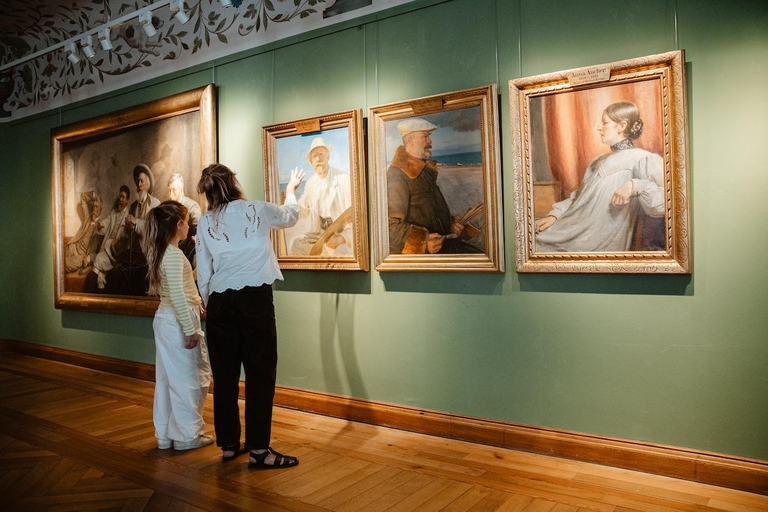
[262,109,369,271]
[368,85,504,272]
[51,84,217,316]
[509,51,691,273]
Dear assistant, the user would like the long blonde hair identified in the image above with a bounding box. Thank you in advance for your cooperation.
[142,201,188,296]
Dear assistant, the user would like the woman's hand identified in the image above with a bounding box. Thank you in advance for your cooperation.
[535,215,557,233]
[285,168,305,195]
[611,181,634,206]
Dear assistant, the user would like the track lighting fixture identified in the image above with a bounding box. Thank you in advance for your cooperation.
[0,0,231,75]
[139,11,157,37]
[170,0,190,24]
[80,35,96,59]
[66,42,80,64]
[98,28,113,51]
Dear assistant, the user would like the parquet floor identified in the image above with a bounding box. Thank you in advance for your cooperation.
[0,352,766,511]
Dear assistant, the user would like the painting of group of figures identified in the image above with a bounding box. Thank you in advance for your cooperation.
[52,85,216,316]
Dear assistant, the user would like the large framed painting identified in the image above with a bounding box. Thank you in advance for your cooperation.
[263,109,368,271]
[368,85,504,272]
[509,51,691,273]
[52,84,217,316]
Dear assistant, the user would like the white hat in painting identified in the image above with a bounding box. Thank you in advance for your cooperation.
[305,136,333,162]
[396,118,438,137]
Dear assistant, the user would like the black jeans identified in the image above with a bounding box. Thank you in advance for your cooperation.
[205,284,277,450]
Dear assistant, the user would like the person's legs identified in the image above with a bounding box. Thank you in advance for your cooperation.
[152,314,173,449]
[154,309,209,444]
[237,285,277,451]
[206,290,243,449]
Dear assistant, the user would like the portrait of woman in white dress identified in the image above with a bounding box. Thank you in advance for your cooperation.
[533,100,665,253]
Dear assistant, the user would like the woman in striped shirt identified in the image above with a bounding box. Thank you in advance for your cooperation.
[143,201,213,451]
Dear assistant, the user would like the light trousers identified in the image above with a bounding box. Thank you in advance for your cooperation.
[153,305,212,443]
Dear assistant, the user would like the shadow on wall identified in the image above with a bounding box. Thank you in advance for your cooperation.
[61,309,155,337]
[518,273,692,296]
[319,292,374,450]
[319,293,367,399]
[380,272,505,295]
[274,271,371,294]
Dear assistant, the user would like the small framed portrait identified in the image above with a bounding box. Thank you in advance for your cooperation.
[509,50,691,273]
[368,85,504,272]
[262,109,368,271]
[52,85,217,316]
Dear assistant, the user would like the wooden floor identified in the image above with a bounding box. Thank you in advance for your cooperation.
[0,353,766,512]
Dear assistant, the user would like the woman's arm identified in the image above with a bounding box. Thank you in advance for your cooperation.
[163,249,196,336]
[195,215,214,306]
[265,168,304,229]
[631,153,665,218]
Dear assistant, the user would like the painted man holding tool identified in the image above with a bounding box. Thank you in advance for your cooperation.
[386,118,483,254]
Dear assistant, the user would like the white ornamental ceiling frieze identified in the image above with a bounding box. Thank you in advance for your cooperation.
[0,0,413,122]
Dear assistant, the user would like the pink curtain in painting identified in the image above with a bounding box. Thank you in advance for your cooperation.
[542,81,663,197]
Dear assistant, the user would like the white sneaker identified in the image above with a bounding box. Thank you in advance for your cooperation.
[157,438,173,450]
[173,434,214,451]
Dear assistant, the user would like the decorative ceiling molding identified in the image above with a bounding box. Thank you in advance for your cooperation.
[0,0,415,122]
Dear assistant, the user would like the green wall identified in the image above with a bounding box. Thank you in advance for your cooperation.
[1,0,766,461]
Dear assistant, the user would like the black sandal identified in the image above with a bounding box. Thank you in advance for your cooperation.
[248,447,299,469]
[221,443,247,462]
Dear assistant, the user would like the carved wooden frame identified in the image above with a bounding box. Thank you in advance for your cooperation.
[509,51,691,273]
[369,85,504,272]
[51,84,217,316]
[262,109,369,271]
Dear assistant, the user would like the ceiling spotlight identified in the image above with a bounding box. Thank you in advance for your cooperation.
[80,35,96,59]
[220,0,232,7]
[98,28,113,51]
[170,0,190,24]
[66,41,80,64]
[139,11,156,37]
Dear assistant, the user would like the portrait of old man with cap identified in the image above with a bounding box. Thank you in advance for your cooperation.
[285,135,354,257]
[387,118,483,255]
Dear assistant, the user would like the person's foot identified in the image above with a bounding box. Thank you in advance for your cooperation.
[157,438,172,450]
[174,434,213,451]
[221,443,247,461]
[248,447,299,469]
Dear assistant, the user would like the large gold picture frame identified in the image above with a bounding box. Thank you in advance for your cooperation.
[509,51,691,273]
[52,84,217,316]
[369,85,504,272]
[263,109,369,271]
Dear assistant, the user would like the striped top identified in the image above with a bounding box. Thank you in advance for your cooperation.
[159,245,202,335]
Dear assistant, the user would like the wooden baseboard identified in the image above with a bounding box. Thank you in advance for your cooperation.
[2,338,766,495]
[0,339,156,381]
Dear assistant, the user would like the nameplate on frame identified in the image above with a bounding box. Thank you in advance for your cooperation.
[295,119,321,133]
[411,97,444,114]
[566,65,611,86]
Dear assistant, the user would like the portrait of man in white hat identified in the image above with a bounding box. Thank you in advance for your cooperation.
[286,135,354,256]
[386,117,483,255]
